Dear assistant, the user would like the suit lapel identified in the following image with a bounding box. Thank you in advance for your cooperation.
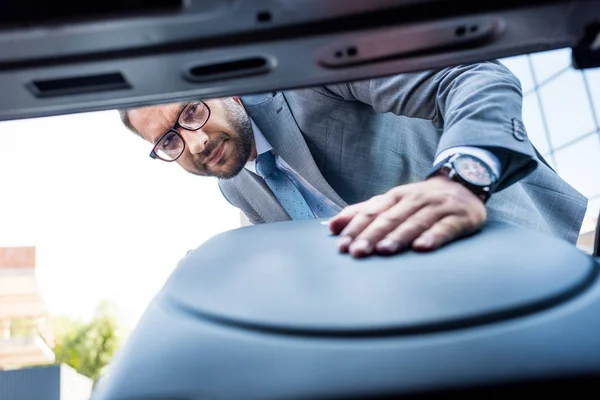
[231,168,290,223]
[242,92,348,210]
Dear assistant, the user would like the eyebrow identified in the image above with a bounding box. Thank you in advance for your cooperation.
[152,102,188,145]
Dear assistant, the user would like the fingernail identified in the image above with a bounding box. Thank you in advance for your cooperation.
[349,239,373,255]
[376,238,399,254]
[337,236,352,251]
[414,235,433,248]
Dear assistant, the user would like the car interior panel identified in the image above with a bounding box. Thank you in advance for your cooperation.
[1,1,599,399]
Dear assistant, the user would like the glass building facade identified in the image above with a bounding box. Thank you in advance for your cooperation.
[500,49,600,252]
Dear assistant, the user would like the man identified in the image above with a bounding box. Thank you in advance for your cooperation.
[120,61,587,258]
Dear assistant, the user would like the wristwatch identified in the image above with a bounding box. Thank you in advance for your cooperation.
[433,153,498,203]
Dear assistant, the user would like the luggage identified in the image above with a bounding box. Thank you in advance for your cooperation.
[92,219,600,399]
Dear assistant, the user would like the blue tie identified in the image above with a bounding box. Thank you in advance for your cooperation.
[255,151,315,220]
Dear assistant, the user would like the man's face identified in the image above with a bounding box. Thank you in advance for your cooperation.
[128,97,255,179]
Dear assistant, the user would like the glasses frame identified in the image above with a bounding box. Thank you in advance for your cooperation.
[149,101,211,162]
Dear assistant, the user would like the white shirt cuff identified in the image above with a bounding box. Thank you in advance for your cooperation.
[434,146,501,179]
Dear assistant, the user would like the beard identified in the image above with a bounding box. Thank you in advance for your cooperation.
[189,99,254,179]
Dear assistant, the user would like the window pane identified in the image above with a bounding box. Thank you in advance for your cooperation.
[577,196,599,255]
[585,196,600,223]
[554,134,600,198]
[538,69,596,148]
[500,55,535,93]
[522,93,550,154]
[530,48,571,83]
[583,68,600,127]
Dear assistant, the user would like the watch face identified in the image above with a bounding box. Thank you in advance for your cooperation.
[454,155,494,186]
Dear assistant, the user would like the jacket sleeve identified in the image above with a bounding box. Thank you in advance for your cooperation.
[321,60,538,191]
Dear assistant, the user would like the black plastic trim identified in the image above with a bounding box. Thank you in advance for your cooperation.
[183,56,273,83]
[28,72,131,98]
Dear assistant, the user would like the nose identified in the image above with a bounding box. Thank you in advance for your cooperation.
[182,129,209,155]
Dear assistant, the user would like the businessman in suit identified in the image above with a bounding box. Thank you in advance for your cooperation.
[120,61,587,257]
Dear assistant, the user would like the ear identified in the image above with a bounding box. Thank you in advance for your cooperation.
[232,96,242,105]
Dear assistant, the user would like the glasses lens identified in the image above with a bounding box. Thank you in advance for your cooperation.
[179,101,209,130]
[155,131,184,161]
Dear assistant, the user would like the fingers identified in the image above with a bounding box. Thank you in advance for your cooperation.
[330,177,487,258]
[329,194,400,251]
[328,205,360,235]
[369,204,454,256]
[347,200,434,257]
[411,215,463,251]
[412,211,485,252]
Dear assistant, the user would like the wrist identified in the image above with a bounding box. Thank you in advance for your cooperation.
[430,153,497,204]
[427,173,487,204]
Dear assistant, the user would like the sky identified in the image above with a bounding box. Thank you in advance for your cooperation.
[1,49,598,332]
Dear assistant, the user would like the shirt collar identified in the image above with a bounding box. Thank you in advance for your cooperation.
[245,119,272,172]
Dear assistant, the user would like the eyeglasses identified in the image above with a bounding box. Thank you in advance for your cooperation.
[149,101,211,162]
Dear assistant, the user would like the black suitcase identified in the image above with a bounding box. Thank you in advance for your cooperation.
[92,219,600,399]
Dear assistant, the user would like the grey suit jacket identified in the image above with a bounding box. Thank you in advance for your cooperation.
[219,61,587,244]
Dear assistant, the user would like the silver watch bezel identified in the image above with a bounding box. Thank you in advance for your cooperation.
[448,153,496,187]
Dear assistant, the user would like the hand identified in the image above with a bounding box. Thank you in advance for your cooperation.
[328,176,487,257]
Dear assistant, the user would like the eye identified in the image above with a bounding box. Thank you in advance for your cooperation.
[183,102,200,120]
[159,132,178,150]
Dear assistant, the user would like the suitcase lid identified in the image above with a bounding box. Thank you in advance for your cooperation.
[163,220,596,335]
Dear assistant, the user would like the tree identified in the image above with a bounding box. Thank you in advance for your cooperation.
[51,301,123,382]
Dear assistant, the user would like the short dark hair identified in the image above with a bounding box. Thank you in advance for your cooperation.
[118,109,141,137]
